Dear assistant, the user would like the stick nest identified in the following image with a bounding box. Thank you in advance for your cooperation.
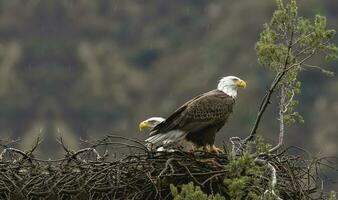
[0,136,334,200]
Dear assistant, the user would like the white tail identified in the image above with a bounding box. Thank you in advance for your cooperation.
[145,130,187,149]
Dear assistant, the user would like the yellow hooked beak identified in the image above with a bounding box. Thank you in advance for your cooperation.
[235,79,247,89]
[139,121,150,131]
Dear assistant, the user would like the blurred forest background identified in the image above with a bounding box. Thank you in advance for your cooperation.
[0,0,337,187]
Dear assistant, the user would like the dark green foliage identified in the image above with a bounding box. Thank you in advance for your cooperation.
[248,135,272,155]
[170,182,224,200]
[223,153,264,200]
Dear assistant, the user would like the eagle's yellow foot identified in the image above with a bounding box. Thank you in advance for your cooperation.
[205,145,224,154]
[190,145,202,152]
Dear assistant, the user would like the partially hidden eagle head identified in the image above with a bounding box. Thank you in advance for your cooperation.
[217,76,247,98]
[139,117,165,131]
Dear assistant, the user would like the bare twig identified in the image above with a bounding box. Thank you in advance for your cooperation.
[158,158,175,177]
[0,147,33,163]
[264,161,283,200]
[230,137,243,156]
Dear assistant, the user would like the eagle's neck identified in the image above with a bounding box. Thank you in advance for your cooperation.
[217,84,237,98]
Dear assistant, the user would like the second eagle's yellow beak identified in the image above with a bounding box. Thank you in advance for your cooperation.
[236,79,247,89]
[139,121,150,131]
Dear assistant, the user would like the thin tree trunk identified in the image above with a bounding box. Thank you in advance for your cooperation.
[269,86,285,153]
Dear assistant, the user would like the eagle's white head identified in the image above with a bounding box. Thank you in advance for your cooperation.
[139,117,165,131]
[217,76,247,98]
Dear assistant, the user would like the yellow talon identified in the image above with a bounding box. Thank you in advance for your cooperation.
[205,145,224,154]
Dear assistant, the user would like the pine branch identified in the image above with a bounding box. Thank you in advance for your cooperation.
[245,31,294,142]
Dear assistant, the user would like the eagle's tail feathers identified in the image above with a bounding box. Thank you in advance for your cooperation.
[145,130,186,149]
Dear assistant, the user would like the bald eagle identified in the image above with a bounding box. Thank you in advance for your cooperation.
[140,76,246,152]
